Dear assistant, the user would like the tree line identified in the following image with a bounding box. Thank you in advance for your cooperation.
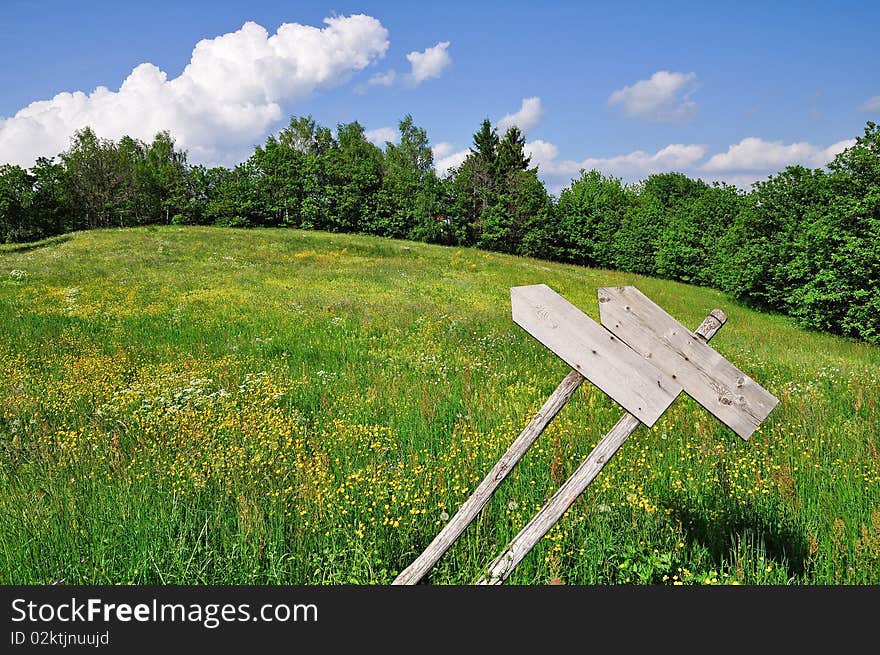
[1,117,878,344]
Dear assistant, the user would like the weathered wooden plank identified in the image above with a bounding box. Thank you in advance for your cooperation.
[511,284,681,427]
[477,307,727,585]
[598,286,778,440]
[392,369,585,585]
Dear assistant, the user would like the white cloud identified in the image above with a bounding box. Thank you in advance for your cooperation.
[432,122,855,193]
[608,70,698,122]
[703,137,855,172]
[406,41,451,84]
[523,140,559,167]
[358,40,451,93]
[433,133,707,188]
[497,97,544,135]
[365,126,398,146]
[432,142,455,158]
[859,96,880,113]
[532,141,707,180]
[434,147,469,175]
[817,139,856,163]
[368,70,397,87]
[525,135,856,192]
[0,15,390,167]
[523,139,708,193]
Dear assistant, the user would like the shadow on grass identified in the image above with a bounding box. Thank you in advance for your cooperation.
[0,234,71,254]
[659,493,811,579]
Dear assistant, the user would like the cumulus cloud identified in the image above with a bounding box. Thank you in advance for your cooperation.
[523,140,559,168]
[608,70,698,122]
[358,40,451,93]
[860,96,880,113]
[530,141,707,180]
[0,15,390,167]
[367,70,397,87]
[432,142,455,158]
[406,41,451,84]
[703,137,855,172]
[433,142,469,175]
[522,140,708,194]
[496,97,544,134]
[525,135,856,192]
[364,126,398,146]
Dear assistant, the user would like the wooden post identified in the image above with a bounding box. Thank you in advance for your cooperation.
[476,308,727,585]
[392,369,585,585]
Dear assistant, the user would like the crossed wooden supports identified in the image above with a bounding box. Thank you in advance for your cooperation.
[393,285,778,585]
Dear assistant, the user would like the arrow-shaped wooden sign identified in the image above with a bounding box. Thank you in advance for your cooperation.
[597,286,778,440]
[511,284,681,426]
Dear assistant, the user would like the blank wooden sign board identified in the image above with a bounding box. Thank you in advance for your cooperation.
[511,284,681,425]
[598,286,778,440]
[393,284,779,585]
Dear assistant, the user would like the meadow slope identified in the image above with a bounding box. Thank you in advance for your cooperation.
[1,226,878,584]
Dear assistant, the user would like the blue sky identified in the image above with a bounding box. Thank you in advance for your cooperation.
[1,0,878,191]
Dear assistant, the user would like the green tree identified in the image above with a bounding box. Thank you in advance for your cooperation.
[609,172,708,275]
[249,135,303,226]
[471,118,499,180]
[277,116,334,229]
[655,182,741,286]
[611,191,662,275]
[448,119,501,245]
[483,169,554,256]
[31,156,76,237]
[376,115,440,240]
[784,123,880,342]
[0,164,35,242]
[496,126,531,180]
[325,121,383,233]
[641,172,708,209]
[446,155,488,245]
[115,135,149,224]
[176,164,211,225]
[61,127,130,228]
[145,131,188,224]
[555,170,630,267]
[280,116,322,155]
[716,165,829,310]
[200,164,258,227]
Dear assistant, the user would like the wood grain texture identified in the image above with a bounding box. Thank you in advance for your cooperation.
[598,286,778,440]
[511,284,681,427]
[476,307,728,585]
[392,370,585,585]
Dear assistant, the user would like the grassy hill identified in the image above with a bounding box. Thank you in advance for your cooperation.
[1,226,878,584]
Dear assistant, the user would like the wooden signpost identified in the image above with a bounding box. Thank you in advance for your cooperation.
[509,284,681,426]
[597,286,777,440]
[393,284,778,585]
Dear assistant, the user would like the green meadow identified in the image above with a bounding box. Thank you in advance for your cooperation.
[1,226,878,584]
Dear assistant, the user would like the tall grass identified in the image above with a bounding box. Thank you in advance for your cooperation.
[1,226,878,584]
